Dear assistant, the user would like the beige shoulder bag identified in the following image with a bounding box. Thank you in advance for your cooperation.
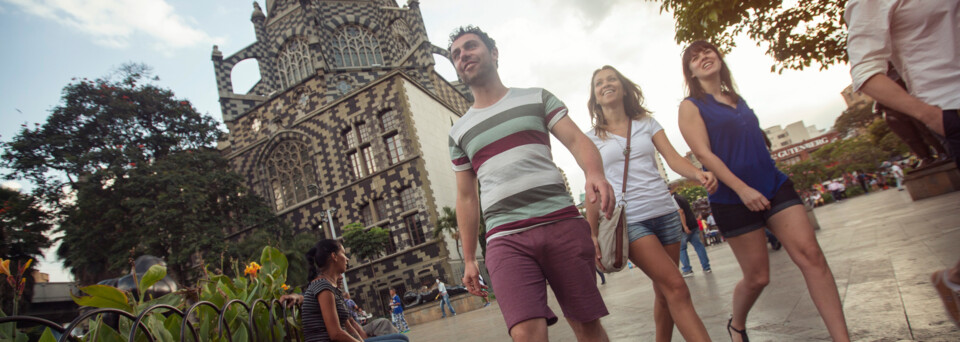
[598,120,631,273]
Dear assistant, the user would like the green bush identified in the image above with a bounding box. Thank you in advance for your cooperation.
[1,246,300,341]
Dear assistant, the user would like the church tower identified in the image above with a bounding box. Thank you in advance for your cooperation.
[212,0,478,319]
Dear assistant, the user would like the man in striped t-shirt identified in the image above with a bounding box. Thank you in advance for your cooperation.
[448,26,615,341]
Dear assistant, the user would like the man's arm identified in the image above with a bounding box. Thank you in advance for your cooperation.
[860,75,944,135]
[845,0,945,135]
[455,170,485,296]
[550,116,614,218]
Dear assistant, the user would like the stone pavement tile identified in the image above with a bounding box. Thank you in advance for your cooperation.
[405,190,960,341]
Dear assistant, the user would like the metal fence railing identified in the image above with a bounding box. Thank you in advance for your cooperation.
[0,299,302,342]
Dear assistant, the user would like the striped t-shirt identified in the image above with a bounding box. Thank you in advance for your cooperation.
[302,278,349,342]
[449,87,581,243]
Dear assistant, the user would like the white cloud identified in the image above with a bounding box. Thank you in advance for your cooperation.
[2,0,222,51]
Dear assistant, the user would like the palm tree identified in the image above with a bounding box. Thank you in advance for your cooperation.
[434,206,462,260]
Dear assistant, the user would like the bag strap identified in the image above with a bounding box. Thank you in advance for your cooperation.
[619,120,631,202]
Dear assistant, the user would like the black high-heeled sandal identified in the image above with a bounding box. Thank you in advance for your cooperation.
[727,318,749,342]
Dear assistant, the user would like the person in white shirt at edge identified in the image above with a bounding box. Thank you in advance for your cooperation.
[846,0,960,328]
[583,65,717,342]
[889,163,905,191]
[436,279,456,318]
[845,0,960,163]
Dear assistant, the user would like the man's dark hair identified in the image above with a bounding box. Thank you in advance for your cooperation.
[448,25,497,53]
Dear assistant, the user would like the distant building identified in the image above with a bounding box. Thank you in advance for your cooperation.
[211,0,476,317]
[31,270,50,283]
[770,132,842,166]
[763,121,826,150]
[841,84,874,108]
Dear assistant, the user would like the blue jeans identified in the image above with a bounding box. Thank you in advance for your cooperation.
[679,230,710,273]
[440,293,456,316]
[365,333,410,342]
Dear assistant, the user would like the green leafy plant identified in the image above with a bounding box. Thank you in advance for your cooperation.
[2,246,303,341]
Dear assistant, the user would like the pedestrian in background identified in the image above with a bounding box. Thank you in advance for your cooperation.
[389,288,409,333]
[436,278,456,318]
[672,191,711,278]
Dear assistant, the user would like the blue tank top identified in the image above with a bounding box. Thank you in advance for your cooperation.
[687,94,788,204]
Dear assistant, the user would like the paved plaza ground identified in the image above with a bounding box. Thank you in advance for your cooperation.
[406,188,960,341]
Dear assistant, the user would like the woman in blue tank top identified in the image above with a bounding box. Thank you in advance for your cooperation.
[677,41,850,342]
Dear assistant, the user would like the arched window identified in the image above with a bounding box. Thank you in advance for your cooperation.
[266,140,319,210]
[278,38,313,89]
[331,25,384,67]
[391,20,411,55]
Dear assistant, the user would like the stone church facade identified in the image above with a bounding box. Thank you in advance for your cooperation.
[211,0,474,317]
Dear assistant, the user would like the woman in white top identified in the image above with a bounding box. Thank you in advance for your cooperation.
[585,65,718,342]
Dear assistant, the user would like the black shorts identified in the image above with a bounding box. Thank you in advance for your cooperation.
[710,179,803,238]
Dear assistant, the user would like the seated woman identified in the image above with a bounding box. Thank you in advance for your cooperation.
[301,239,409,342]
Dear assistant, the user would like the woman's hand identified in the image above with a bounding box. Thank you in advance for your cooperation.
[697,171,719,194]
[736,186,770,212]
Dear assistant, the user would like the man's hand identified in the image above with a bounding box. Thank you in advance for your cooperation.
[592,235,606,272]
[697,171,719,194]
[586,173,615,219]
[683,225,691,234]
[462,260,487,296]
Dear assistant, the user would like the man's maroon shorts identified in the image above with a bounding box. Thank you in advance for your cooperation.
[486,218,609,334]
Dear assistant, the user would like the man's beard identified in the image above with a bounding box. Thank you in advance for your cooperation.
[459,62,493,86]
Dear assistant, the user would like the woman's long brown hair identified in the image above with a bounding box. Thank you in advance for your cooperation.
[681,41,740,103]
[587,65,652,140]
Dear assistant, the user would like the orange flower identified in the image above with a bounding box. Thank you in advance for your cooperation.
[0,259,10,277]
[281,284,290,291]
[243,262,261,277]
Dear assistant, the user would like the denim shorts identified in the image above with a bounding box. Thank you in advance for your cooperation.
[627,211,683,245]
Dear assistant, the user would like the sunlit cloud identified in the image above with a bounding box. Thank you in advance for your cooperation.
[2,0,223,51]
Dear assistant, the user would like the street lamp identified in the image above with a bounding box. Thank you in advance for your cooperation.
[319,208,348,292]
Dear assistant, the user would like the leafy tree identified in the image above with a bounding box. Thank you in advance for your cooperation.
[778,160,828,191]
[341,223,390,261]
[655,0,848,72]
[670,178,708,202]
[2,64,287,285]
[0,188,53,264]
[834,103,878,137]
[0,187,53,314]
[810,136,886,177]
[433,206,462,260]
[432,206,488,261]
[866,118,910,158]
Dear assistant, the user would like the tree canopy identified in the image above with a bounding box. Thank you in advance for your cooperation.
[655,0,848,73]
[0,188,53,263]
[833,102,877,137]
[341,222,390,261]
[2,64,290,285]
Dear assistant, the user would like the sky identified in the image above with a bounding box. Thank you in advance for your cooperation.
[0,0,855,282]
